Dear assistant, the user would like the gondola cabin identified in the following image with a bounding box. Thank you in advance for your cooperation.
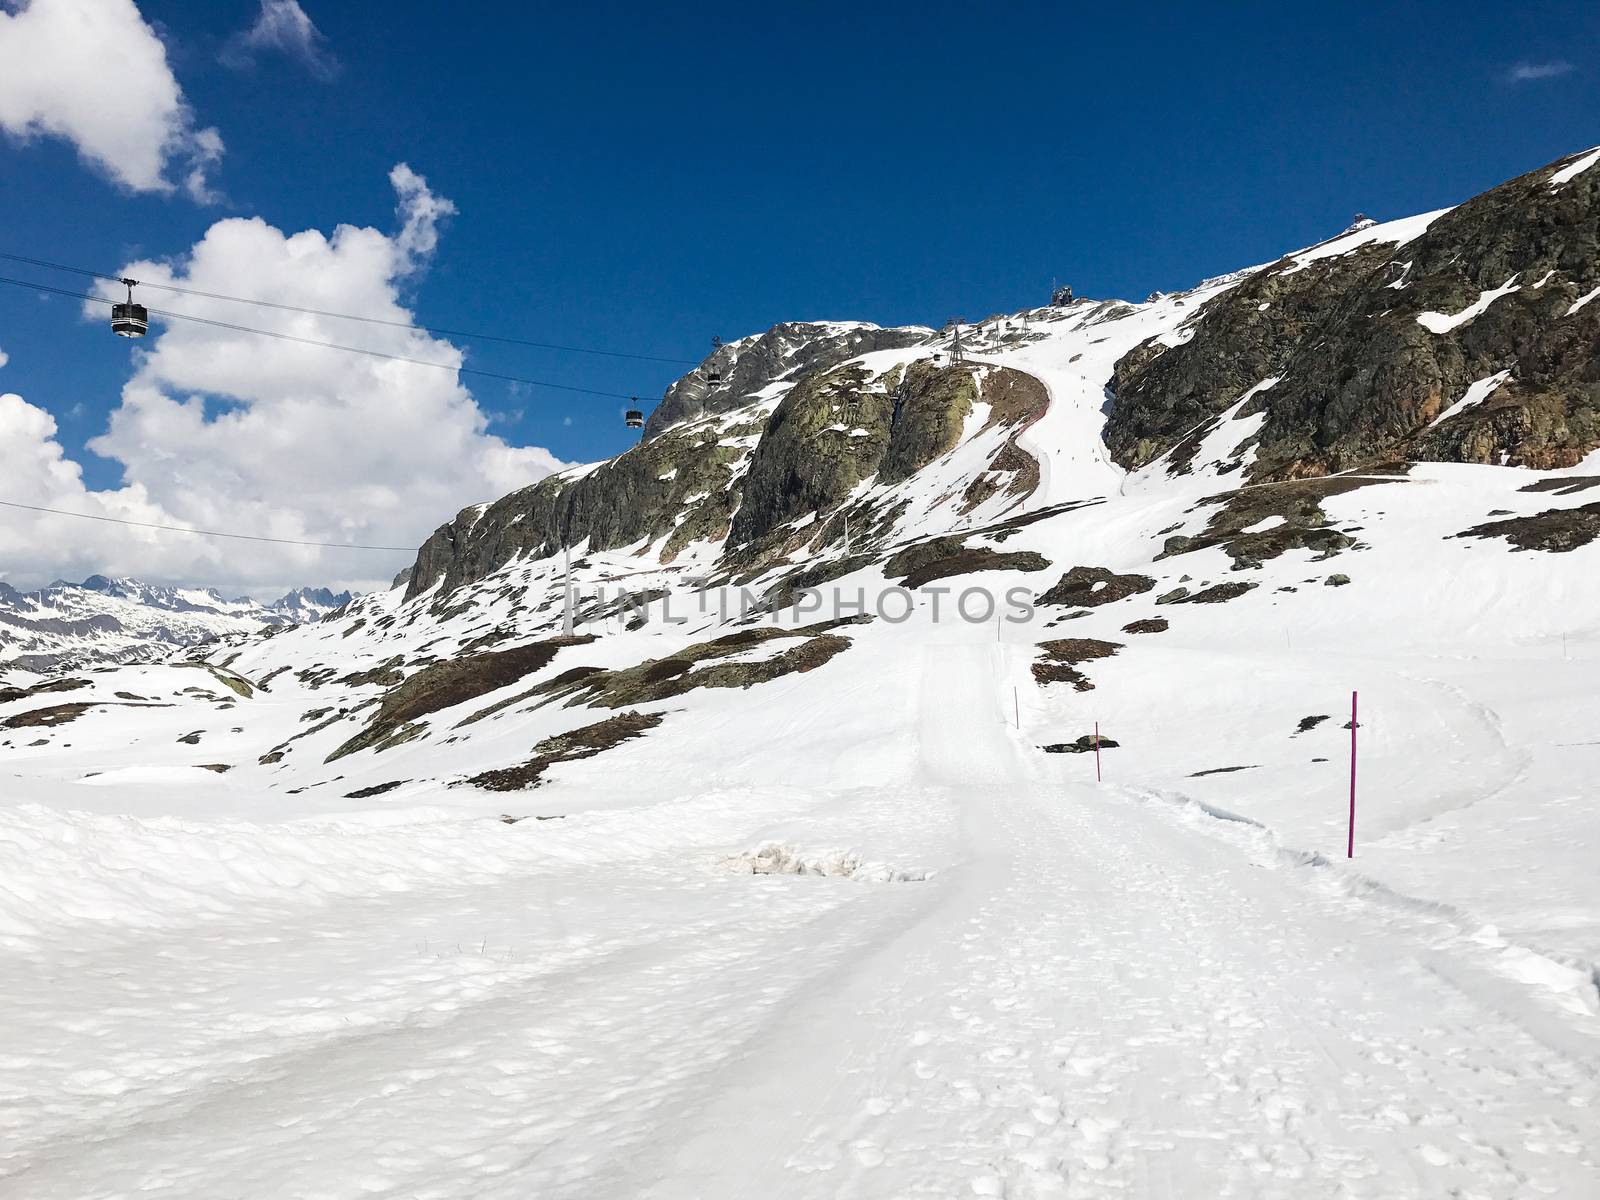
[111,279,147,338]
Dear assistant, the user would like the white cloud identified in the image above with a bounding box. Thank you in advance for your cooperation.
[0,0,223,197]
[222,0,339,80]
[0,346,8,369]
[389,163,456,270]
[0,166,568,598]
[1505,60,1575,83]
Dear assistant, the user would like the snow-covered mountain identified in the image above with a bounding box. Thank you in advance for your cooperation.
[4,147,1600,1196]
[265,586,355,624]
[0,576,353,672]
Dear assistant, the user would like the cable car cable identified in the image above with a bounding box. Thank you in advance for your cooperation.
[0,250,699,366]
[0,275,651,401]
[0,499,419,551]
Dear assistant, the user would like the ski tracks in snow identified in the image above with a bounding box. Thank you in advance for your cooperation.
[3,644,1598,1197]
[627,644,1600,1197]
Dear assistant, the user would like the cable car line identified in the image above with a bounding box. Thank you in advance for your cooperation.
[0,250,699,366]
[0,275,651,401]
[0,499,418,551]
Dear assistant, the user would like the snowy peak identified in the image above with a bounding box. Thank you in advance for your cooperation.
[0,577,355,672]
[268,587,354,622]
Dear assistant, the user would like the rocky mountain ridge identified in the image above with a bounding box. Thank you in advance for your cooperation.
[403,146,1600,608]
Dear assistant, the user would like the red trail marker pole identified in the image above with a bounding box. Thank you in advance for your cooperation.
[1347,690,1358,859]
[1094,720,1102,783]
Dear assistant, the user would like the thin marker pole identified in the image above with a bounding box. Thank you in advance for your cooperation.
[1347,690,1358,859]
[1094,721,1102,782]
[1013,686,1020,729]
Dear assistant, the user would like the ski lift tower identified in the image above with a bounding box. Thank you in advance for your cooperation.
[948,316,966,364]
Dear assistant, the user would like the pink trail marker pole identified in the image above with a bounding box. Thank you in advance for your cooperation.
[1094,721,1102,782]
[1347,690,1358,859]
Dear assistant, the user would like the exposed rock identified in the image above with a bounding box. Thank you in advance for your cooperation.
[1041,734,1118,754]
[345,780,406,798]
[327,636,594,761]
[407,419,747,600]
[536,623,858,711]
[1036,566,1155,608]
[883,536,1049,590]
[409,357,1042,602]
[880,362,979,483]
[1121,617,1169,634]
[726,366,893,553]
[1031,638,1122,690]
[1109,148,1600,479]
[1181,581,1259,604]
[1158,477,1392,569]
[643,322,926,438]
[3,703,93,728]
[466,711,663,791]
[1519,476,1600,495]
[1457,502,1600,552]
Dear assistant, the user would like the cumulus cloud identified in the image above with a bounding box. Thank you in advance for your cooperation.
[0,166,568,598]
[222,0,339,80]
[0,0,223,198]
[1505,60,1575,83]
[0,346,9,369]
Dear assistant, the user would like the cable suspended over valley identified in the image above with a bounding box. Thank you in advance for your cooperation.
[0,250,699,366]
[0,500,420,552]
[0,274,660,402]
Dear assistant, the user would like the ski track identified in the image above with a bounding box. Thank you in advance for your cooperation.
[7,643,1595,1197]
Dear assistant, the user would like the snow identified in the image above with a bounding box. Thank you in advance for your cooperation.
[1549,146,1600,188]
[1567,286,1600,315]
[5,204,1600,1196]
[0,576,330,671]
[1430,368,1511,427]
[1416,275,1522,334]
[1280,209,1448,275]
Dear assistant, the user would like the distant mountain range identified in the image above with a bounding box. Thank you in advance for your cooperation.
[0,577,353,674]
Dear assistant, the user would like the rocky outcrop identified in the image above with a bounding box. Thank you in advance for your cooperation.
[406,418,751,600]
[725,365,892,552]
[642,321,927,437]
[1109,147,1600,479]
[1107,243,1394,469]
[410,352,1040,600]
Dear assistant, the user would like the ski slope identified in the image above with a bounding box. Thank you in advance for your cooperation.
[4,209,1600,1194]
[3,630,1596,1197]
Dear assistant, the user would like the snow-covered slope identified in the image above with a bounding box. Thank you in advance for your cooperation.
[0,577,353,672]
[4,148,1600,1198]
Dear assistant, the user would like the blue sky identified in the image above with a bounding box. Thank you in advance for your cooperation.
[0,0,1595,592]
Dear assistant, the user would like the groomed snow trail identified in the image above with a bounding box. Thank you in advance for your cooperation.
[617,644,1599,1198]
[2,643,1597,1197]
